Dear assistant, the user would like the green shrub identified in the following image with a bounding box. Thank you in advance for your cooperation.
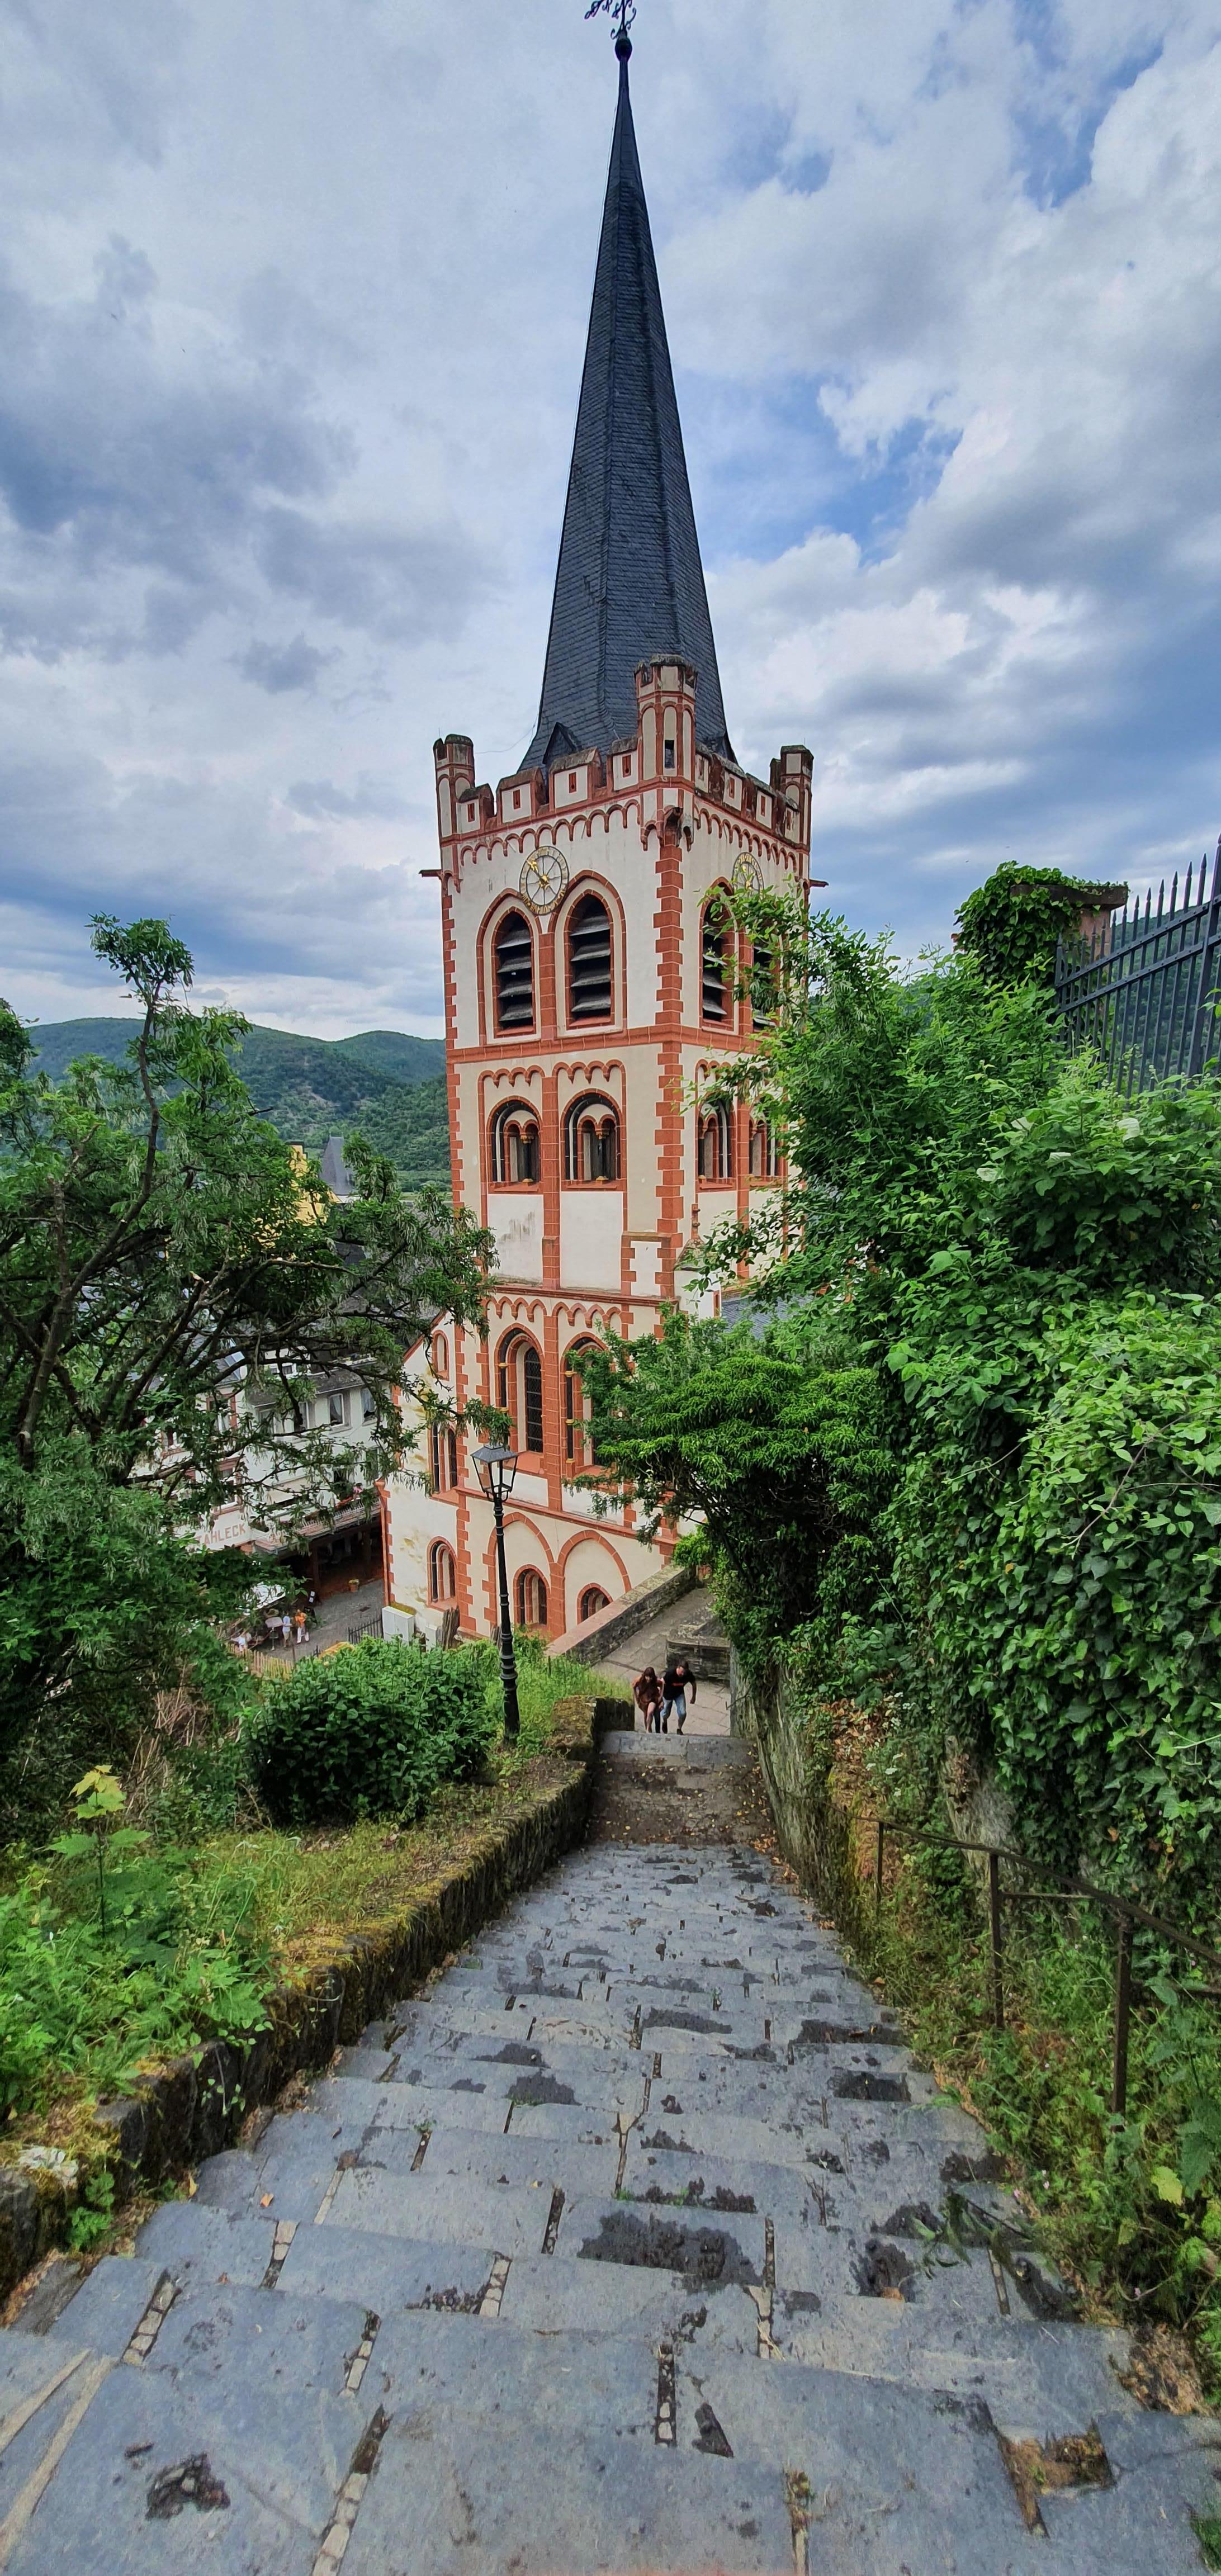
[246,1637,496,1827]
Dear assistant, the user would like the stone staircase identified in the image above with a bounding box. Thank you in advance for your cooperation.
[2,1827,1219,2572]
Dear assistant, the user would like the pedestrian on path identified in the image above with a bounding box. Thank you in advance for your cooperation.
[633,1665,661,1731]
[293,1607,307,1647]
[659,1657,697,1734]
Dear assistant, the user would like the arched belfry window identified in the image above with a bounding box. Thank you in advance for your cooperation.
[567,894,613,1021]
[698,1103,733,1182]
[494,911,534,1032]
[496,1332,544,1455]
[564,1094,620,1183]
[490,1100,540,1185]
[701,900,730,1024]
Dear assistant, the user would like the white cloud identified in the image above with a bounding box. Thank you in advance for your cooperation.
[2,0,1221,1022]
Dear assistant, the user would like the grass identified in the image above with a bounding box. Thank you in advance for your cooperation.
[817,1706,1221,2394]
[0,1643,628,2160]
[1194,2512,1221,2569]
[198,1635,621,1967]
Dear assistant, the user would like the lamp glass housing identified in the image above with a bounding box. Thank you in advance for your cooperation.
[472,1443,518,1501]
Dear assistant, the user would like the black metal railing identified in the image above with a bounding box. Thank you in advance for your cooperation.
[869,1815,1221,2118]
[347,1611,384,1644]
[1055,840,1221,1093]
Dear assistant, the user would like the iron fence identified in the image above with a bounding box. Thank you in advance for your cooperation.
[1055,839,1221,1092]
[347,1611,384,1644]
[870,1815,1221,2118]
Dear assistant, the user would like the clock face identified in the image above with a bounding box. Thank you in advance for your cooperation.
[732,854,764,897]
[519,847,570,916]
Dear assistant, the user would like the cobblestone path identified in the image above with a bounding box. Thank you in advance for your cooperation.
[2,1742,1218,2572]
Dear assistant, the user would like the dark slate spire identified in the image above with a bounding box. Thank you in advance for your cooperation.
[522,34,733,772]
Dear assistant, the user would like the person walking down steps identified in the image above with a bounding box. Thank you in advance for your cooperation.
[659,1656,696,1734]
[633,1665,662,1731]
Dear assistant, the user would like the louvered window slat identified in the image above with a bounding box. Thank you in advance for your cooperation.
[568,896,613,1020]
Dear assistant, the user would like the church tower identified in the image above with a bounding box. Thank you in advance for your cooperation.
[384,26,813,1645]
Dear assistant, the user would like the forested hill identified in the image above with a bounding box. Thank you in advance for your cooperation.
[24,1019,450,1189]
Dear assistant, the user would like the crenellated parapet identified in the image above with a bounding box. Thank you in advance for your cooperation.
[433,666,813,878]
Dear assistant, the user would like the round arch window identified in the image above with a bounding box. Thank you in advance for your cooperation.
[515,1568,548,1628]
[497,1332,544,1455]
[564,1338,602,1470]
[698,1103,733,1182]
[429,1541,457,1604]
[490,1100,541,1185]
[563,1094,619,1183]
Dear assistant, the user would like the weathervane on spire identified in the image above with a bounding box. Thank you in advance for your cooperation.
[585,0,637,46]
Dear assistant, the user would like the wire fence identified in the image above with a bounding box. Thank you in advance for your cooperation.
[1055,840,1221,1092]
[869,1815,1221,2118]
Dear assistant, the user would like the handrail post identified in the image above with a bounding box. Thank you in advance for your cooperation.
[874,1820,885,1925]
[1186,839,1221,1078]
[1111,1914,1134,2118]
[988,1849,1004,2033]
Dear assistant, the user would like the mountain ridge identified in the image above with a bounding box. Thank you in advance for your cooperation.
[22,1017,450,1188]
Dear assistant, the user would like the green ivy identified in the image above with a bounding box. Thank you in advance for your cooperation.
[954,859,1127,988]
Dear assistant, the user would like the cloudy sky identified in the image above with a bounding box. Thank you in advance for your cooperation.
[3,0,1220,1037]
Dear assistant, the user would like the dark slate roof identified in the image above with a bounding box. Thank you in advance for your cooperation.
[522,41,734,772]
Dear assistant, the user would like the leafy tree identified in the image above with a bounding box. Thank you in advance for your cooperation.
[599,888,1221,1910]
[581,1306,895,1672]
[0,916,492,1817]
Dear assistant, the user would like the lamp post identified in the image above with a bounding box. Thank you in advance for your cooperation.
[472,1444,520,1741]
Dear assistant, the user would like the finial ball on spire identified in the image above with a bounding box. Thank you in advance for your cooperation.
[585,0,636,56]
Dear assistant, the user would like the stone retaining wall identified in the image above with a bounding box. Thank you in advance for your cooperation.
[731,1650,868,1938]
[548,1563,698,1666]
[0,1698,600,2307]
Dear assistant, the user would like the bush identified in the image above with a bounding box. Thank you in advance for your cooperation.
[246,1637,496,1827]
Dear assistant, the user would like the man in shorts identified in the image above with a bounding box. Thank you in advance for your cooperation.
[659,1658,697,1734]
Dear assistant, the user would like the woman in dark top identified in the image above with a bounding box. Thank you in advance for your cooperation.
[633,1665,661,1731]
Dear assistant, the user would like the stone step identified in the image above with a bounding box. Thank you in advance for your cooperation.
[142,2274,372,2394]
[0,2347,361,2576]
[370,2120,619,2201]
[341,2414,794,2576]
[379,2020,924,2103]
[21,2237,1154,2446]
[25,2254,167,2356]
[321,2164,556,2258]
[3,1824,1208,2574]
[7,2307,1209,2576]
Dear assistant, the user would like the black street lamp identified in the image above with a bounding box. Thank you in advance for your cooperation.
[472,1443,520,1741]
